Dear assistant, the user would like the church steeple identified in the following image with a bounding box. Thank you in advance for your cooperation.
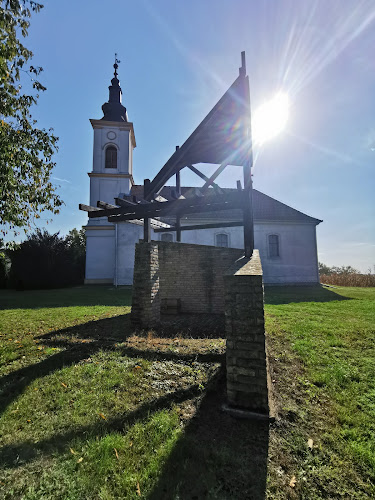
[102,56,128,122]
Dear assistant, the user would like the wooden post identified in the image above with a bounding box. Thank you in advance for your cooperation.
[175,147,181,242]
[242,61,254,259]
[144,178,151,242]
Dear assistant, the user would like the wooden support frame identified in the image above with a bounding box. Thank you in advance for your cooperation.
[79,52,254,257]
[154,221,244,233]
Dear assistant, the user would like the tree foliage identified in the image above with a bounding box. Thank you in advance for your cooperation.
[318,262,360,276]
[7,228,85,289]
[0,0,62,234]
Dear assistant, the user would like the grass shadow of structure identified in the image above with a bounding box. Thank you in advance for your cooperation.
[149,373,269,500]
[0,314,132,419]
[264,285,351,305]
[157,313,226,339]
[0,286,133,310]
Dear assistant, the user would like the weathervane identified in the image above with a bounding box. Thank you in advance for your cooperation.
[114,53,121,77]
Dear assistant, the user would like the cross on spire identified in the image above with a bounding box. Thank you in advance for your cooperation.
[114,53,121,77]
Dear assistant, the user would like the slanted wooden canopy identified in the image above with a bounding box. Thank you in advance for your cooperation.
[80,52,255,257]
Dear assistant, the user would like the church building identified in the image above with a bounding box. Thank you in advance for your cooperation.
[83,65,322,286]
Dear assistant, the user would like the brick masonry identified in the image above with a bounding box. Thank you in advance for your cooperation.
[131,242,269,415]
[131,241,242,327]
[224,250,269,414]
[131,241,161,328]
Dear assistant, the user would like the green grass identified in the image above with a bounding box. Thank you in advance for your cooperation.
[0,285,374,499]
[264,286,375,499]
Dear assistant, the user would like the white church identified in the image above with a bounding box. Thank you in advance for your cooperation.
[83,66,322,286]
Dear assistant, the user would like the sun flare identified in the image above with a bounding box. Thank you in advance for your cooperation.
[252,92,290,146]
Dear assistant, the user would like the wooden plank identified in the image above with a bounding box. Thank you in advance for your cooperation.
[187,165,223,193]
[107,197,245,222]
[201,162,229,193]
[144,179,151,242]
[79,203,102,212]
[145,68,248,200]
[114,197,137,207]
[88,191,244,219]
[154,221,244,232]
[97,201,118,209]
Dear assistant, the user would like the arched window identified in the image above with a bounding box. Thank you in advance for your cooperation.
[105,145,117,169]
[268,234,280,257]
[161,233,174,242]
[215,233,229,248]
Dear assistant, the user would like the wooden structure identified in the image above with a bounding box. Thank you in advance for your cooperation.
[80,52,255,257]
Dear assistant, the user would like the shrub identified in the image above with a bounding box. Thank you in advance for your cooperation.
[8,228,86,289]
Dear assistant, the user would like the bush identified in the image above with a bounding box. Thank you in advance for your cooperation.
[8,228,86,290]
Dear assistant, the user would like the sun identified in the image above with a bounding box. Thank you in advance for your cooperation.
[252,92,290,146]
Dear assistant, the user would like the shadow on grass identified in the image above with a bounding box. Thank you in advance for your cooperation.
[0,368,269,500]
[0,314,223,420]
[1,313,269,499]
[149,375,269,500]
[0,286,132,310]
[264,285,351,305]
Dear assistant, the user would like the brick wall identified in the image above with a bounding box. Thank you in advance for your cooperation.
[131,241,160,328]
[158,241,243,314]
[131,241,242,327]
[224,250,269,414]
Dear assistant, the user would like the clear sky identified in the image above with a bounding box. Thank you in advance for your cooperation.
[8,0,375,271]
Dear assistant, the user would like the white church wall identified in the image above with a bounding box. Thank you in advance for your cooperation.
[255,222,319,284]
[116,223,143,285]
[85,228,115,284]
[155,222,319,285]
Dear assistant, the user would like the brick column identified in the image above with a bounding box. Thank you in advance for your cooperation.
[224,250,269,415]
[131,241,160,328]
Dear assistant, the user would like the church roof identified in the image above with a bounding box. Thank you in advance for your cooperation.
[129,185,322,225]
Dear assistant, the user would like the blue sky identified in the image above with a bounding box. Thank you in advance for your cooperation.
[8,0,375,271]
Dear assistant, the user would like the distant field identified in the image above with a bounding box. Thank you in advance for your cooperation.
[320,273,375,287]
[0,285,374,499]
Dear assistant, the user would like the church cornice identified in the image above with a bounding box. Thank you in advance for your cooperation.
[90,119,136,148]
[88,173,135,183]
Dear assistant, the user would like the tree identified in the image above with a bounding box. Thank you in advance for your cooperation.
[0,1,62,235]
[8,228,85,289]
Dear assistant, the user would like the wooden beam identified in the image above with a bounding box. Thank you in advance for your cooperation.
[79,204,102,212]
[114,197,137,207]
[201,162,229,193]
[107,196,245,222]
[145,69,248,199]
[144,179,151,242]
[97,201,118,209]
[187,165,223,193]
[89,191,245,220]
[154,221,244,232]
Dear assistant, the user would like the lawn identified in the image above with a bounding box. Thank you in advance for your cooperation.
[0,285,374,499]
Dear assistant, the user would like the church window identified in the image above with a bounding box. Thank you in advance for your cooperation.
[105,145,117,168]
[161,233,174,242]
[268,234,280,257]
[215,233,229,248]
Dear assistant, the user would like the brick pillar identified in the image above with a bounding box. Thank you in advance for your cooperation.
[131,241,160,328]
[224,250,269,415]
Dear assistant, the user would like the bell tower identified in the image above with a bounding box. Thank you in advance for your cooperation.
[88,58,136,218]
[84,58,137,284]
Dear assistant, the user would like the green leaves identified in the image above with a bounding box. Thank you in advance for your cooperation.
[0,1,62,234]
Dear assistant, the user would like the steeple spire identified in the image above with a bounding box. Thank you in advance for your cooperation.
[101,55,128,122]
